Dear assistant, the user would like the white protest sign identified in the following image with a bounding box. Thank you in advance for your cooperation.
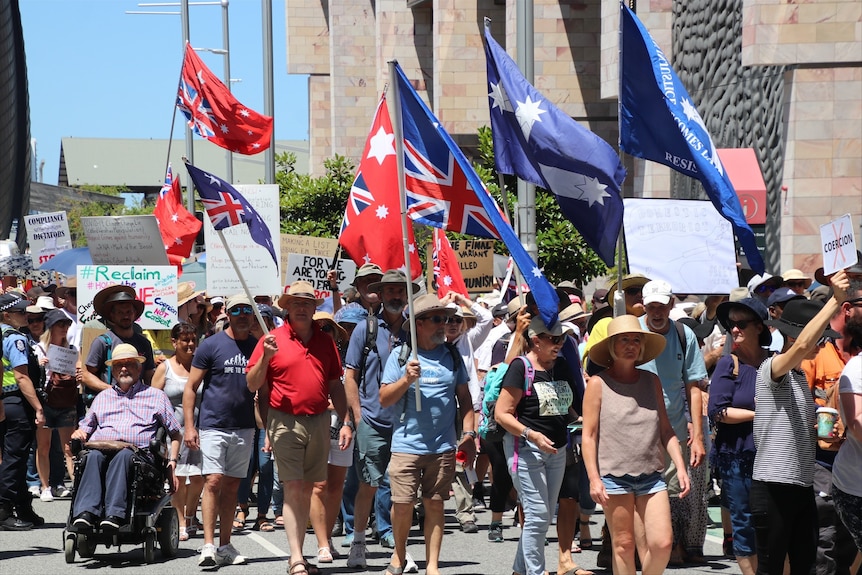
[204,184,281,296]
[284,254,357,301]
[623,198,738,294]
[76,265,178,330]
[24,211,72,267]
[81,215,170,265]
[47,344,78,376]
[820,214,857,277]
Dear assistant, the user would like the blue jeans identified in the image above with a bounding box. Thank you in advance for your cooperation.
[504,434,567,575]
[237,429,274,517]
[718,457,755,556]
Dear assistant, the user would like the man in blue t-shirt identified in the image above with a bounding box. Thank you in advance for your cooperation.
[183,294,257,568]
[380,293,475,575]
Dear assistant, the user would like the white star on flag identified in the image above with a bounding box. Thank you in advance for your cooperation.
[175,237,184,245]
[531,266,542,278]
[171,213,179,222]
[375,204,389,219]
[240,109,250,117]
[220,124,229,133]
[515,95,546,140]
[443,275,453,286]
[408,243,416,253]
[488,82,513,113]
[538,166,611,207]
[367,127,396,165]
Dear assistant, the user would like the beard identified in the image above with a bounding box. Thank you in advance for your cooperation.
[846,315,862,351]
[429,332,446,347]
[383,300,405,315]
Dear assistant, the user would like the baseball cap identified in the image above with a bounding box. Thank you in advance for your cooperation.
[642,280,673,306]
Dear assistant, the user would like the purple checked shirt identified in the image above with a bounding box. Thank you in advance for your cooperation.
[79,380,181,448]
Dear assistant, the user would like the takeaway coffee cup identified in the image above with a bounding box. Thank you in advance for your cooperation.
[816,407,839,439]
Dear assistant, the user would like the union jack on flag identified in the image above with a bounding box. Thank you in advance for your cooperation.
[159,165,174,199]
[200,190,246,229]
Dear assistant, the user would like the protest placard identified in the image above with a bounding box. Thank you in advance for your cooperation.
[820,214,858,277]
[24,211,72,267]
[76,265,178,330]
[280,234,340,284]
[81,215,170,265]
[47,344,78,376]
[284,254,357,301]
[205,184,281,296]
[623,198,738,294]
[451,240,495,293]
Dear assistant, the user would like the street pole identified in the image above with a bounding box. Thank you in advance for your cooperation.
[221,0,233,183]
[181,0,195,213]
[261,0,275,184]
[516,0,536,261]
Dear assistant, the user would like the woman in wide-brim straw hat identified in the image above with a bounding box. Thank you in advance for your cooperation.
[582,314,689,575]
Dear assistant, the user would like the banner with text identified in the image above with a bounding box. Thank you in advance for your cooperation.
[820,213,858,276]
[76,265,178,330]
[81,215,170,265]
[284,254,357,301]
[205,184,281,296]
[623,198,738,295]
[451,240,495,293]
[24,211,72,267]
[280,234,339,284]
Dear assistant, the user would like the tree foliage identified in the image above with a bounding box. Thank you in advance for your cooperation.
[277,152,355,237]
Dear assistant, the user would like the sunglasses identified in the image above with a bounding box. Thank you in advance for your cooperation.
[28,316,45,324]
[445,316,463,324]
[816,336,828,346]
[65,290,77,297]
[785,280,807,287]
[846,297,862,308]
[726,319,754,330]
[624,286,643,296]
[420,315,446,324]
[538,333,566,345]
[321,324,334,334]
[229,306,254,316]
[755,284,776,294]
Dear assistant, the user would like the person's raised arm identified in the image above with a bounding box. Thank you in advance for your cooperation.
[504,307,531,364]
[247,334,276,392]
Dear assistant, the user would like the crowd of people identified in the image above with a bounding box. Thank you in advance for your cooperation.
[0,257,860,575]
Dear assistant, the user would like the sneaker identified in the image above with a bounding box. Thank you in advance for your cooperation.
[460,520,479,534]
[346,541,367,568]
[72,512,97,531]
[341,531,354,547]
[40,487,54,502]
[215,543,247,566]
[404,552,419,574]
[472,497,486,510]
[28,485,41,498]
[488,521,503,542]
[100,516,126,532]
[53,485,72,498]
[379,532,395,548]
[198,543,218,568]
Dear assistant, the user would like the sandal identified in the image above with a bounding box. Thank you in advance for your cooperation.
[288,559,320,575]
[571,541,583,553]
[179,527,190,541]
[275,515,284,527]
[558,568,595,575]
[579,538,593,550]
[317,546,333,563]
[252,517,275,532]
[385,565,404,575]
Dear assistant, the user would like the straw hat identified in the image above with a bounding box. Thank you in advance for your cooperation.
[277,280,324,308]
[55,277,77,299]
[313,311,348,341]
[177,281,208,309]
[559,302,589,323]
[35,295,56,311]
[367,269,421,293]
[781,269,812,289]
[351,263,383,286]
[105,343,145,366]
[401,293,455,332]
[606,274,651,295]
[588,315,666,368]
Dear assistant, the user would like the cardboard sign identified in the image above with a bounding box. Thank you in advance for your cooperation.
[24,211,72,267]
[76,265,178,330]
[820,214,858,277]
[623,198,738,295]
[284,254,357,301]
[451,240,495,293]
[205,184,281,296]
[47,344,78,376]
[81,215,170,266]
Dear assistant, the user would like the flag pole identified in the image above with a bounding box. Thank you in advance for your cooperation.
[497,174,526,307]
[389,59,421,411]
[215,229,270,335]
[613,0,626,318]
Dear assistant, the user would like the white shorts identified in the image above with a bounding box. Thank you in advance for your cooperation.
[199,428,255,478]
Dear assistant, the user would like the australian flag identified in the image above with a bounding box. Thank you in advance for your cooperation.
[619,5,764,274]
[393,63,559,327]
[483,23,626,267]
[184,162,278,266]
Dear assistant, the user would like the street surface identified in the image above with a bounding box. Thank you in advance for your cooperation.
[0,496,741,575]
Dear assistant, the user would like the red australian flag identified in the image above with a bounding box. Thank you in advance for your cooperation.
[338,95,421,279]
[177,43,273,155]
[432,228,468,298]
[153,164,202,273]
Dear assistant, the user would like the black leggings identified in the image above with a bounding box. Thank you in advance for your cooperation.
[484,439,513,514]
[750,480,817,575]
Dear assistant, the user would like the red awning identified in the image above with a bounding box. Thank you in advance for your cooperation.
[717,148,767,225]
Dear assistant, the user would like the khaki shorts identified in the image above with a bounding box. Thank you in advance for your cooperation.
[389,451,456,505]
[268,410,329,483]
[663,443,690,498]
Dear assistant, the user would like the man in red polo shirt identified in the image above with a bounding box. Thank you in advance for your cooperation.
[247,280,352,575]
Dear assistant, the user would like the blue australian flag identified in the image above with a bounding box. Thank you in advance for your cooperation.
[619,4,765,275]
[393,63,559,327]
[184,161,278,266]
[483,23,626,267]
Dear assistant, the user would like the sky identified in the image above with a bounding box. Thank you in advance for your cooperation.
[20,0,309,186]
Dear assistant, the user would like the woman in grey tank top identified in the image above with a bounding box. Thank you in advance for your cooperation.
[582,315,689,575]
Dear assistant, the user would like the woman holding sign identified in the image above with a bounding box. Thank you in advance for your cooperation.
[32,309,80,502]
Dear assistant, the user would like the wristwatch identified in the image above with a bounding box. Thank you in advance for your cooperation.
[341,420,355,432]
[520,427,532,440]
[461,430,477,439]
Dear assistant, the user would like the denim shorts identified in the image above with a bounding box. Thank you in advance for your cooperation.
[602,471,666,496]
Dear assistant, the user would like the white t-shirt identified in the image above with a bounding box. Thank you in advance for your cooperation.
[833,353,862,497]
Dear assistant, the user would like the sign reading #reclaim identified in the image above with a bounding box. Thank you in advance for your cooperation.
[76,265,178,330]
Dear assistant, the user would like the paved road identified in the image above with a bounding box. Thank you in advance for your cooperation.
[1,496,741,575]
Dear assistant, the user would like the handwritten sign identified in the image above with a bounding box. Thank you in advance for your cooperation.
[81,215,170,266]
[820,214,857,277]
[47,344,78,376]
[24,211,72,267]
[451,240,495,293]
[205,185,281,296]
[284,254,357,301]
[623,198,738,295]
[76,265,178,330]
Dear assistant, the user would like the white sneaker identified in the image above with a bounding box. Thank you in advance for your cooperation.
[215,543,247,566]
[198,543,217,568]
[40,487,54,502]
[346,541,367,568]
[404,552,419,573]
[28,485,41,498]
[53,485,71,498]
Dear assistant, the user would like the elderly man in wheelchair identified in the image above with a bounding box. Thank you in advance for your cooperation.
[65,344,182,562]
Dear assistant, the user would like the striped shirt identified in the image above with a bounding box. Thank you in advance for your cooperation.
[753,356,816,486]
[79,380,180,448]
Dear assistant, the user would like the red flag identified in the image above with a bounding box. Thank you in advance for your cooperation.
[338,95,421,279]
[432,228,468,298]
[177,44,273,155]
[154,164,202,272]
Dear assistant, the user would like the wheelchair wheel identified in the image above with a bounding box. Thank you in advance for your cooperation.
[143,532,155,564]
[64,533,76,564]
[77,534,96,558]
[157,507,179,558]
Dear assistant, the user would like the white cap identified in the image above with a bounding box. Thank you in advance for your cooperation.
[642,280,673,306]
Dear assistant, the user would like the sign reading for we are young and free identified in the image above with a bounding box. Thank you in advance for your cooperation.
[76,265,178,330]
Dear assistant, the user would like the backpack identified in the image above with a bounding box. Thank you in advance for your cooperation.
[357,314,379,393]
[478,355,535,442]
[83,333,112,408]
